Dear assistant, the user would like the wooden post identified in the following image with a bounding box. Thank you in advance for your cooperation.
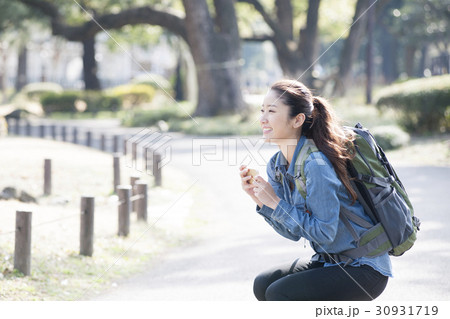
[50,125,56,139]
[61,126,67,141]
[14,119,20,135]
[14,211,32,276]
[117,186,131,237]
[73,127,78,144]
[25,122,31,136]
[100,134,106,151]
[86,131,92,147]
[153,152,162,187]
[132,142,137,165]
[5,118,11,135]
[80,196,95,257]
[44,159,52,195]
[113,135,120,153]
[130,175,140,212]
[123,138,127,156]
[113,154,121,193]
[144,147,150,172]
[39,124,45,138]
[136,181,148,222]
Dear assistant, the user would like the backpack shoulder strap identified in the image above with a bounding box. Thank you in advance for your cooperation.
[293,138,318,199]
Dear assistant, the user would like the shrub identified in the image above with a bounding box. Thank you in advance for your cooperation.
[21,82,63,101]
[40,91,122,115]
[375,75,450,134]
[40,92,78,114]
[81,91,122,113]
[109,83,156,108]
[370,125,410,151]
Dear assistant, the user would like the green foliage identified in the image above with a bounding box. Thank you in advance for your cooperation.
[319,0,356,41]
[81,91,122,113]
[387,0,449,47]
[40,91,78,114]
[370,125,411,151]
[375,75,450,134]
[108,83,156,108]
[40,90,122,115]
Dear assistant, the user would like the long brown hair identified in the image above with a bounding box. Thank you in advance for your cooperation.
[270,79,357,202]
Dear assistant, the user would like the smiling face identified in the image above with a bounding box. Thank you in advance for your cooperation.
[260,89,304,144]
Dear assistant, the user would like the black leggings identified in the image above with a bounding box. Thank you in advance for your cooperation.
[253,259,389,301]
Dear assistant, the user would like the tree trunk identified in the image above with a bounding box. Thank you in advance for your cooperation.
[241,0,321,85]
[418,45,428,77]
[404,44,416,78]
[0,47,7,103]
[380,25,398,84]
[183,0,245,116]
[174,52,185,101]
[272,0,321,84]
[82,37,100,90]
[365,0,375,104]
[297,0,321,85]
[333,0,370,96]
[15,44,28,91]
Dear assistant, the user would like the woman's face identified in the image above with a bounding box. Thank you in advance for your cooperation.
[260,89,300,143]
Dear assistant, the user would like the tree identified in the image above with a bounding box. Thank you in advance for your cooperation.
[182,0,244,116]
[0,1,44,97]
[385,0,450,78]
[238,0,321,85]
[17,0,245,116]
[332,0,370,96]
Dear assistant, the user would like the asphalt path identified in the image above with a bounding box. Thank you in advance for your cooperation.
[15,118,450,301]
[90,133,450,301]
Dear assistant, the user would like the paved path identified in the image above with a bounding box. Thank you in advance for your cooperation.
[13,118,450,301]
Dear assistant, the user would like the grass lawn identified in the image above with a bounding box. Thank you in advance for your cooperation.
[0,137,204,300]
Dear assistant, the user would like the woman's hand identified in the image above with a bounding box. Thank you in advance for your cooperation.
[253,176,280,210]
[239,165,263,208]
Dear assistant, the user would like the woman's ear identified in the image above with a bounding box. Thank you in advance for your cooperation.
[293,113,306,128]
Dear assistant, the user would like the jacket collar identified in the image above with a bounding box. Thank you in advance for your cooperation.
[274,135,306,179]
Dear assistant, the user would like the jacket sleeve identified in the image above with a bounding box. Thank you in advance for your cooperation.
[257,152,341,244]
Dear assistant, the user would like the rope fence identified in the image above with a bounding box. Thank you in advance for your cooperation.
[2,119,157,276]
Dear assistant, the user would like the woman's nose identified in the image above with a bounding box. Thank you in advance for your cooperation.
[260,113,267,123]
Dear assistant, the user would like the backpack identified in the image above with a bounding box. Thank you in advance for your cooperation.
[289,123,420,261]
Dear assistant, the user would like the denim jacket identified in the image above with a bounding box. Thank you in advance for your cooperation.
[256,136,392,277]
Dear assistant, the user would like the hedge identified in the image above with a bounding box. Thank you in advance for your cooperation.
[375,75,450,134]
[40,91,122,115]
[108,83,156,108]
[370,125,410,150]
[40,91,78,114]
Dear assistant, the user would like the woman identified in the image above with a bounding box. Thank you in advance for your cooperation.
[239,80,391,301]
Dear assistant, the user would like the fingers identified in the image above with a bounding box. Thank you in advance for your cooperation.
[239,166,249,178]
[253,175,266,184]
[242,175,253,185]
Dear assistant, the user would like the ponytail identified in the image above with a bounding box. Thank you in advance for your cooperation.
[306,97,357,203]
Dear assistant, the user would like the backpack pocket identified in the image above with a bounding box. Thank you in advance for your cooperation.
[369,185,414,247]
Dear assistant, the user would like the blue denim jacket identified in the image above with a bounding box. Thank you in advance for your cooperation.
[256,136,392,277]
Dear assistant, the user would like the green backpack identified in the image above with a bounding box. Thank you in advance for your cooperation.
[291,123,420,260]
